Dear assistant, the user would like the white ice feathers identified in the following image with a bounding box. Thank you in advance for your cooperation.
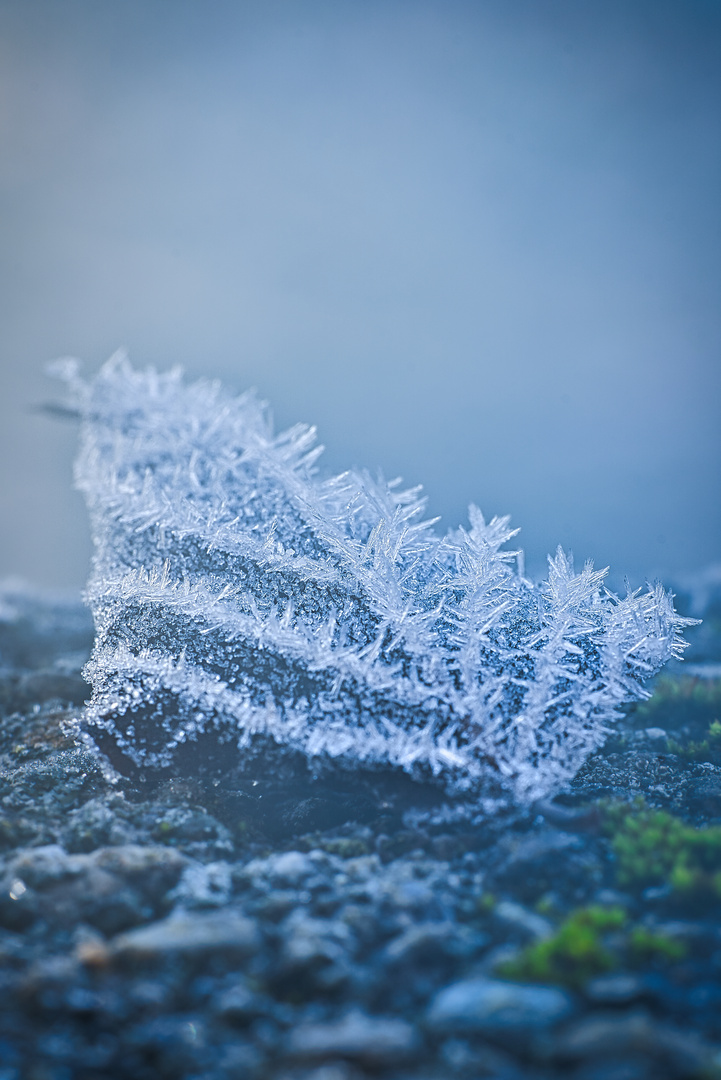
[57,354,693,801]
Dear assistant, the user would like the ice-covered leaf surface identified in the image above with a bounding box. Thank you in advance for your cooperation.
[56,355,693,801]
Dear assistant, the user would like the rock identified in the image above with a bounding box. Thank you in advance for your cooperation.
[493,900,554,941]
[102,910,260,965]
[213,981,269,1025]
[152,806,234,857]
[286,1010,420,1065]
[168,861,232,909]
[5,844,85,889]
[0,844,186,935]
[439,1037,523,1078]
[61,797,137,852]
[275,1064,364,1080]
[251,889,303,922]
[273,912,355,993]
[384,921,487,967]
[92,843,188,886]
[237,850,319,892]
[686,771,721,815]
[426,976,574,1037]
[555,1012,716,1076]
[315,836,372,859]
[593,888,636,911]
[0,748,109,812]
[586,974,646,1005]
[490,828,601,903]
[269,851,317,886]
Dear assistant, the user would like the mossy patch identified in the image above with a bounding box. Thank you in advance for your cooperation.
[629,926,686,962]
[497,905,626,988]
[633,676,721,734]
[604,799,721,903]
[496,904,689,990]
[665,719,721,763]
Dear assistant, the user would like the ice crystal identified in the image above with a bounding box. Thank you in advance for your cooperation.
[55,354,693,801]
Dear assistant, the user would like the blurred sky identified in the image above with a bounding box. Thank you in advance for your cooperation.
[1,0,719,590]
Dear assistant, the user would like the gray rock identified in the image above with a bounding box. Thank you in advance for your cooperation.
[280,912,354,971]
[239,850,318,892]
[490,828,595,904]
[269,851,317,886]
[586,974,646,1005]
[213,981,269,1024]
[286,1009,419,1064]
[251,889,303,922]
[62,797,137,853]
[426,976,574,1036]
[152,806,234,856]
[494,900,554,941]
[555,1012,716,1075]
[6,844,85,889]
[0,843,186,934]
[384,921,487,967]
[275,1064,364,1080]
[105,909,260,963]
[168,861,232,909]
[439,1037,523,1078]
[92,843,188,888]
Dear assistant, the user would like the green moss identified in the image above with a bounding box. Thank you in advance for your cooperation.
[604,800,721,902]
[497,906,626,989]
[496,902,692,989]
[629,926,686,962]
[666,719,721,762]
[634,676,721,731]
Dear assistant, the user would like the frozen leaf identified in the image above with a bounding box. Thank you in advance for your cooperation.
[55,354,695,801]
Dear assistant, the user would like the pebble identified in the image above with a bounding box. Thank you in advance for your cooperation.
[384,921,487,966]
[2,593,721,1079]
[555,1012,715,1076]
[213,981,268,1024]
[0,844,190,935]
[101,910,260,964]
[5,844,85,889]
[169,861,233,909]
[275,911,355,990]
[493,899,554,941]
[585,974,646,1005]
[286,1009,420,1065]
[426,975,574,1037]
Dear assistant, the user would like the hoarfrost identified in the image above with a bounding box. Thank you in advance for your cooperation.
[55,354,694,801]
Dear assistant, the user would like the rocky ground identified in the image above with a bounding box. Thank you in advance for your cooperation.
[0,583,720,1080]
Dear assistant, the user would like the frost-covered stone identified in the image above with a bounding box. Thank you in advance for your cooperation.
[56,354,694,801]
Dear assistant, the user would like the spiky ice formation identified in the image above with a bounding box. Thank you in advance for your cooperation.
[54,353,693,801]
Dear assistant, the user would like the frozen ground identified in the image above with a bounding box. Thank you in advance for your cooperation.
[0,578,719,1080]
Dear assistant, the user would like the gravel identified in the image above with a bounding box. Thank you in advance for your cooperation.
[0,592,719,1079]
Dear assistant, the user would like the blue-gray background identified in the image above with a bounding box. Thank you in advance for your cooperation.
[1,0,719,590]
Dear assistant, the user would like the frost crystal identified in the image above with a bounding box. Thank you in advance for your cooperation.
[56,354,692,801]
